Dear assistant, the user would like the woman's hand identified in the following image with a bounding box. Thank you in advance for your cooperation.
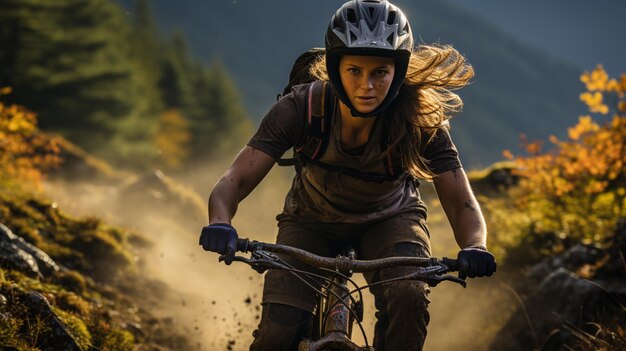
[199,223,239,265]
[457,247,497,279]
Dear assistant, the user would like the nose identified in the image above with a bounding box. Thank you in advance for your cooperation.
[359,73,374,90]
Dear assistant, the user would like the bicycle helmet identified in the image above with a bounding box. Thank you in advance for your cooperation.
[326,0,413,117]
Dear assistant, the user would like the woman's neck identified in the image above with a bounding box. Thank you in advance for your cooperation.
[339,101,377,149]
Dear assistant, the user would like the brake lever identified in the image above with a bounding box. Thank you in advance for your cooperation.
[219,251,284,274]
[423,274,467,288]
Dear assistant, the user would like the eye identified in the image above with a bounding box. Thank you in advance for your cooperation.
[347,67,361,75]
[374,69,389,77]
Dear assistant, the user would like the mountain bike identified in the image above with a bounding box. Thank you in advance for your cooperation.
[218,238,466,351]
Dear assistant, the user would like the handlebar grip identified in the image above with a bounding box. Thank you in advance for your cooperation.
[442,257,459,272]
[237,238,250,252]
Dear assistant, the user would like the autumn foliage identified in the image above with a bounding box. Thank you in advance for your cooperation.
[488,66,626,262]
[0,88,61,186]
[154,109,191,170]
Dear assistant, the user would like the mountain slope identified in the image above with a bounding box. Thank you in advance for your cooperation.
[117,0,585,166]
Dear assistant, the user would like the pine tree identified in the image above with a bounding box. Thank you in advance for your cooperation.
[190,60,250,158]
[0,0,162,166]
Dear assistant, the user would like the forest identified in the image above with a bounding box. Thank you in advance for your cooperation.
[0,0,251,171]
[0,0,624,350]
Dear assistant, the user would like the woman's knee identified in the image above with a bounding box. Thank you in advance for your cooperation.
[250,303,313,351]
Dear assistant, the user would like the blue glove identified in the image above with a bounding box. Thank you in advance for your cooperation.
[199,223,238,265]
[457,247,497,279]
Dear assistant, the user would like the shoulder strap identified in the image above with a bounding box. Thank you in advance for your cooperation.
[295,81,333,160]
[277,81,333,167]
[279,82,404,182]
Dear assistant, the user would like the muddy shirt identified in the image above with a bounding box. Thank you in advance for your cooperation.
[248,82,462,223]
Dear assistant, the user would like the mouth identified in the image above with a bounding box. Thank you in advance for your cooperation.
[356,96,376,103]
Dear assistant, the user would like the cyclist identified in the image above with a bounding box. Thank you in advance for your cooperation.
[200,1,496,350]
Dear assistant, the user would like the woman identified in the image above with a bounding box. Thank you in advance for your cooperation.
[200,1,496,350]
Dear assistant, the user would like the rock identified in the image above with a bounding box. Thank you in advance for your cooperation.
[468,162,519,195]
[23,291,84,351]
[490,268,625,351]
[0,223,61,278]
[117,170,206,228]
[526,243,603,284]
[0,241,42,278]
[125,322,144,338]
[1,286,85,351]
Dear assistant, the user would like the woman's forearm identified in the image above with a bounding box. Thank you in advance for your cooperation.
[434,168,489,250]
[207,146,277,225]
[450,196,488,249]
[208,175,241,224]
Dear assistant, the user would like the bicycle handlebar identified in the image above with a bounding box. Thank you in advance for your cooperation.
[235,238,460,273]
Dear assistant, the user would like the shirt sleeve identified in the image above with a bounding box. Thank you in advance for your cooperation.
[421,127,463,174]
[247,85,308,160]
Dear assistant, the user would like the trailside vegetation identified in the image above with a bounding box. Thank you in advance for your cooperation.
[480,65,626,351]
[0,88,61,189]
[0,100,195,350]
[486,65,626,266]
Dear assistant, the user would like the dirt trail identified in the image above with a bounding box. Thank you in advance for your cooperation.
[45,166,512,350]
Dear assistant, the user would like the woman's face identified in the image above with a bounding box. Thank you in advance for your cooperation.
[339,55,396,115]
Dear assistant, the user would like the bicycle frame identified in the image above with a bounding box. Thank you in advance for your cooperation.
[300,271,371,351]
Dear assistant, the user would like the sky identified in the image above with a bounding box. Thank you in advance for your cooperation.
[445,0,625,76]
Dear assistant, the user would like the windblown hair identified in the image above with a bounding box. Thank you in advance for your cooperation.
[310,44,474,180]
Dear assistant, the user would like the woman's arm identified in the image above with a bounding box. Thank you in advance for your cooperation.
[209,145,276,224]
[433,167,487,249]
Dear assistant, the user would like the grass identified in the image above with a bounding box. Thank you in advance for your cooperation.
[0,190,136,282]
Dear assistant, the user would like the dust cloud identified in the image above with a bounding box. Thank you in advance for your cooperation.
[45,160,515,351]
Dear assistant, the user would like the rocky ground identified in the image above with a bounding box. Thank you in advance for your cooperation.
[489,220,626,351]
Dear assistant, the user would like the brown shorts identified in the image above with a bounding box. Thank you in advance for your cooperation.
[262,211,431,312]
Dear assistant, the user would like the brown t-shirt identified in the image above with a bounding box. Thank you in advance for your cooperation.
[248,82,462,223]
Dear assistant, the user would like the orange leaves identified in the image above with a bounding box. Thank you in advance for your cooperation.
[0,104,38,134]
[502,149,514,160]
[579,65,626,115]
[0,98,61,186]
[579,92,609,114]
[154,109,191,170]
[581,64,614,92]
[483,68,626,261]
[567,116,600,140]
[515,115,624,197]
[502,68,626,246]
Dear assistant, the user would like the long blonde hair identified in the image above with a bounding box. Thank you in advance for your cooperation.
[310,44,474,180]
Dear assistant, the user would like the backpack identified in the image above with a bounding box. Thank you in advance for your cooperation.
[277,48,404,183]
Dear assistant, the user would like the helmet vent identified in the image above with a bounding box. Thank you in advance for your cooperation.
[387,11,397,25]
[386,33,394,46]
[350,31,358,42]
[347,8,357,23]
[400,23,409,35]
[367,6,375,18]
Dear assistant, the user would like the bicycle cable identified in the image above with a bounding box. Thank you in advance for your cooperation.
[269,254,371,348]
[344,266,446,302]
[316,266,368,344]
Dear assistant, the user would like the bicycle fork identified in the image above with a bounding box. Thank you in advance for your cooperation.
[299,274,373,351]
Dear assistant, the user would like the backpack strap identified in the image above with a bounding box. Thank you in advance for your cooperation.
[279,81,405,182]
[295,81,333,160]
[277,81,333,167]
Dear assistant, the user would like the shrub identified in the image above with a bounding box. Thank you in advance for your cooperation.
[486,66,626,264]
[0,89,61,189]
